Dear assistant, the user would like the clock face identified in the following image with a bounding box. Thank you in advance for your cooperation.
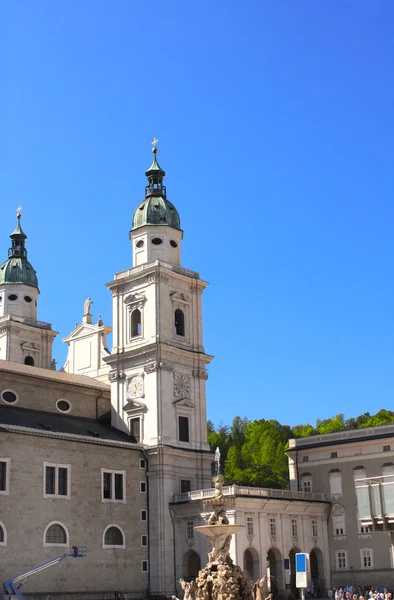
[128,375,144,398]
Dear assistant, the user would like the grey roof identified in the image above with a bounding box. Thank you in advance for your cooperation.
[0,359,110,391]
[0,405,139,447]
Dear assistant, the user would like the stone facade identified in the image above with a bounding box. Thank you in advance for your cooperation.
[288,427,394,589]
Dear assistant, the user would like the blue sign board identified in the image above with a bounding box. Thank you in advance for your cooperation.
[296,553,307,573]
[295,553,308,588]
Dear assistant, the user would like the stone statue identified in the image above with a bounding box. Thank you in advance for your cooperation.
[252,577,268,600]
[84,297,93,315]
[179,578,197,600]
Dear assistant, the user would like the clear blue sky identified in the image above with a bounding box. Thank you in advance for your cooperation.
[1,1,394,428]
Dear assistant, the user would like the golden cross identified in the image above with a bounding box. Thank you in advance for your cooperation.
[16,205,22,219]
[152,137,158,150]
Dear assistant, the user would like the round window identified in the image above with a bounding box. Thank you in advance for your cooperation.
[8,294,18,301]
[56,399,71,413]
[136,240,144,249]
[170,240,178,248]
[1,390,18,404]
[24,296,32,303]
[151,238,163,245]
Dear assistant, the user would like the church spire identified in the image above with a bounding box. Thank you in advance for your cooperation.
[145,138,166,199]
[9,206,28,259]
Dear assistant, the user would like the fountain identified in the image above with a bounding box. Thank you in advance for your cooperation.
[176,449,270,600]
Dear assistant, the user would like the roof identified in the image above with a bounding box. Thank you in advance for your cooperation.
[0,257,39,288]
[146,156,165,174]
[0,405,139,447]
[287,424,394,452]
[0,359,110,391]
[132,196,181,230]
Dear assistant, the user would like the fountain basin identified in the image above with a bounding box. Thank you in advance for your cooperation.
[194,524,243,540]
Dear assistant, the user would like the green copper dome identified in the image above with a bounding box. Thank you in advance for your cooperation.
[0,216,39,289]
[132,149,181,231]
[132,196,181,230]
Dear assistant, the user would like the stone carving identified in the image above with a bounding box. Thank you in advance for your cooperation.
[123,292,146,307]
[144,361,174,374]
[109,370,126,381]
[193,368,208,380]
[84,297,93,315]
[174,372,191,398]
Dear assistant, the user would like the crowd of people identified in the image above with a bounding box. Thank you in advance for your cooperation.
[333,588,393,600]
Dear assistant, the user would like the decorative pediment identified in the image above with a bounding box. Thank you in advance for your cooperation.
[21,341,40,351]
[170,292,191,303]
[173,397,195,409]
[123,292,146,306]
[63,323,105,342]
[123,399,147,414]
[332,503,345,516]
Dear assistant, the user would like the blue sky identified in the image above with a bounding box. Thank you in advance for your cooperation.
[1,1,394,428]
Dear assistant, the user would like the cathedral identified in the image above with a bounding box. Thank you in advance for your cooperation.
[2,144,393,599]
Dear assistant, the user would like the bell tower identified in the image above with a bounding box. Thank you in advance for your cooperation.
[0,208,57,368]
[105,142,213,595]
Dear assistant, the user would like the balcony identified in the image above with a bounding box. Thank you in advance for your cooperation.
[0,315,52,330]
[172,484,327,504]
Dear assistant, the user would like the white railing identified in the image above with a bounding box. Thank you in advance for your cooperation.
[172,485,326,503]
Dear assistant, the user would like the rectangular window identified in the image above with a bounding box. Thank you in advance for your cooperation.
[312,519,318,537]
[140,458,146,469]
[246,517,254,536]
[142,560,148,572]
[362,549,372,568]
[360,525,373,534]
[179,416,189,442]
[302,456,309,462]
[140,481,146,493]
[269,518,276,537]
[383,445,391,452]
[141,535,148,547]
[101,470,125,502]
[0,460,9,494]
[181,479,191,493]
[301,476,312,493]
[329,471,342,496]
[44,463,70,498]
[141,510,147,521]
[291,519,298,537]
[130,418,141,443]
[337,551,347,569]
[187,520,194,539]
[330,452,338,458]
[333,515,346,536]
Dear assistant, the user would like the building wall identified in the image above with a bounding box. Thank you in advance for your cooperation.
[0,364,110,419]
[0,431,148,597]
[288,429,394,589]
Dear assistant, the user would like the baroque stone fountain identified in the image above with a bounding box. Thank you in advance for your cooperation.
[176,449,270,600]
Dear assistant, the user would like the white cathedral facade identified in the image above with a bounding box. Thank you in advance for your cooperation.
[0,147,331,599]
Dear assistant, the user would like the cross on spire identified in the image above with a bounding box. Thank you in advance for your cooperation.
[152,137,159,154]
[16,206,22,219]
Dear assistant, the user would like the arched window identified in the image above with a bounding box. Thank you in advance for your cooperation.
[44,522,68,545]
[174,309,185,337]
[24,356,34,366]
[131,309,142,338]
[103,525,125,548]
[0,522,6,545]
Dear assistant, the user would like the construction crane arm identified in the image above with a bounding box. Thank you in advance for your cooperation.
[2,546,86,599]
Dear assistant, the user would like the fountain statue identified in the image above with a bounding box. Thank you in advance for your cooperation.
[176,448,271,600]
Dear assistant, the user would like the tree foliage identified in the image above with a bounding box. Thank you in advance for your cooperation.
[207,408,394,489]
